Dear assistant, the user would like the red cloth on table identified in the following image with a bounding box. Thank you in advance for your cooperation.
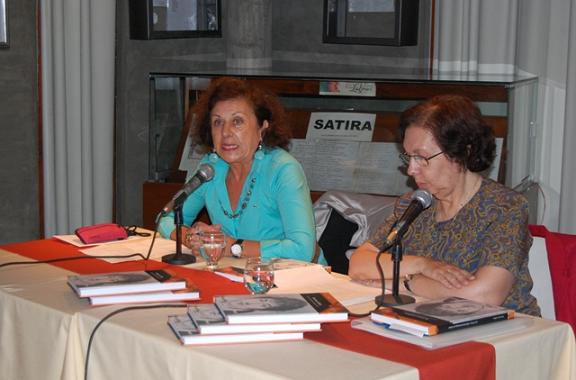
[1,238,496,380]
[307,323,495,380]
[529,224,576,333]
[0,238,248,301]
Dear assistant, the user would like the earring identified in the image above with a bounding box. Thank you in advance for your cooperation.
[209,148,219,163]
[254,141,264,160]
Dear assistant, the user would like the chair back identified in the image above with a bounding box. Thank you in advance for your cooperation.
[314,191,396,274]
[528,236,556,319]
[529,224,576,334]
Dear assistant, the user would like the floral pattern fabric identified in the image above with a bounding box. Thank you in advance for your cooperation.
[369,178,540,316]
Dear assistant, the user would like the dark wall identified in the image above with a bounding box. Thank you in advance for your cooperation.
[0,0,39,244]
[116,0,432,227]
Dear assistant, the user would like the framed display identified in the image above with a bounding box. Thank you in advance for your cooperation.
[323,0,419,46]
[129,0,221,40]
[0,0,8,48]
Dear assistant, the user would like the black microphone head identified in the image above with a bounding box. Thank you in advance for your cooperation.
[197,163,215,182]
[412,189,433,209]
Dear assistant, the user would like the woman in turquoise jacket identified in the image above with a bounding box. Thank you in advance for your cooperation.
[159,77,325,265]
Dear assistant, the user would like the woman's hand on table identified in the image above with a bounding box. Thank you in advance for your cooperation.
[176,223,222,256]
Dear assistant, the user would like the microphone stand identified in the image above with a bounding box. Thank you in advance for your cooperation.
[374,240,415,306]
[162,204,196,265]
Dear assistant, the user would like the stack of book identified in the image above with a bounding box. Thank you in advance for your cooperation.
[168,292,349,345]
[67,269,200,305]
[369,296,514,337]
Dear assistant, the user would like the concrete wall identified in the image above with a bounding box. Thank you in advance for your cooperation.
[115,0,432,227]
[115,0,228,228]
[0,0,39,244]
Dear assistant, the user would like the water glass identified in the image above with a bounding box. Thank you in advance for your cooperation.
[199,232,226,271]
[243,258,275,295]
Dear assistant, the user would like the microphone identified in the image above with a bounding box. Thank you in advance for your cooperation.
[384,189,433,247]
[161,163,215,214]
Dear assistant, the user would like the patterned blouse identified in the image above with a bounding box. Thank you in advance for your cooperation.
[369,178,540,316]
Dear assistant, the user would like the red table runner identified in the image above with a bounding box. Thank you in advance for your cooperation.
[1,238,495,380]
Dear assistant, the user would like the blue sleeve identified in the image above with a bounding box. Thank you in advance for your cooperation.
[157,180,209,239]
[259,162,316,262]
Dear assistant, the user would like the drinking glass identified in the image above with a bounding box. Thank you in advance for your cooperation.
[199,232,226,271]
[243,258,275,295]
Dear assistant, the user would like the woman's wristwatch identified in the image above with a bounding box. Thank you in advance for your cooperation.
[230,239,244,258]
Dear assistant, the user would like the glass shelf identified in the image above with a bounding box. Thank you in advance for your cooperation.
[148,69,537,194]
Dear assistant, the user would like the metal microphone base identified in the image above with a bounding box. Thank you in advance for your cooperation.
[375,293,415,307]
[162,253,196,265]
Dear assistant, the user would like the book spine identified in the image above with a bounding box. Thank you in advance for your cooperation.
[391,308,452,326]
[436,312,511,333]
[392,308,511,333]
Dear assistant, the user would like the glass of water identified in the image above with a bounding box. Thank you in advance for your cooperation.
[243,258,275,295]
[199,232,226,271]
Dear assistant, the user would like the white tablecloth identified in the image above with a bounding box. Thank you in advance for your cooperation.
[1,248,574,380]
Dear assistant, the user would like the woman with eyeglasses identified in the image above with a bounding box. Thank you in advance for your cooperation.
[349,94,540,316]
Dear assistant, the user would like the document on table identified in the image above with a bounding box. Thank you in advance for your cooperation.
[53,234,147,248]
[270,265,384,306]
[78,236,192,263]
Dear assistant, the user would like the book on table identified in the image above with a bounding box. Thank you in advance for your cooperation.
[214,292,349,324]
[89,284,200,306]
[370,296,515,337]
[187,303,321,335]
[67,269,187,298]
[352,316,530,349]
[213,266,245,282]
[167,314,304,345]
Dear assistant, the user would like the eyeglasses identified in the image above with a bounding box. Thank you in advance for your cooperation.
[399,151,444,167]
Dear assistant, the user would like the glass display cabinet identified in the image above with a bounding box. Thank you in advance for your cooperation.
[144,68,537,228]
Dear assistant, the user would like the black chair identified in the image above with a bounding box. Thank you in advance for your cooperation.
[317,209,359,274]
[313,191,397,275]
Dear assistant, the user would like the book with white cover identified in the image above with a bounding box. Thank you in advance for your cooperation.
[214,293,348,324]
[67,269,187,298]
[167,315,304,345]
[187,304,321,335]
[89,284,200,306]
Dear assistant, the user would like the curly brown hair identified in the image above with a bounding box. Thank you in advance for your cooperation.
[398,94,496,172]
[191,77,291,151]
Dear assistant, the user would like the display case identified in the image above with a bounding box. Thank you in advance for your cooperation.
[144,69,537,229]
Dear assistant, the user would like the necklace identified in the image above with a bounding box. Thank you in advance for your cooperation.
[220,177,256,219]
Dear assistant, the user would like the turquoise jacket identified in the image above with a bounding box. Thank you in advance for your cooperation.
[159,148,326,264]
